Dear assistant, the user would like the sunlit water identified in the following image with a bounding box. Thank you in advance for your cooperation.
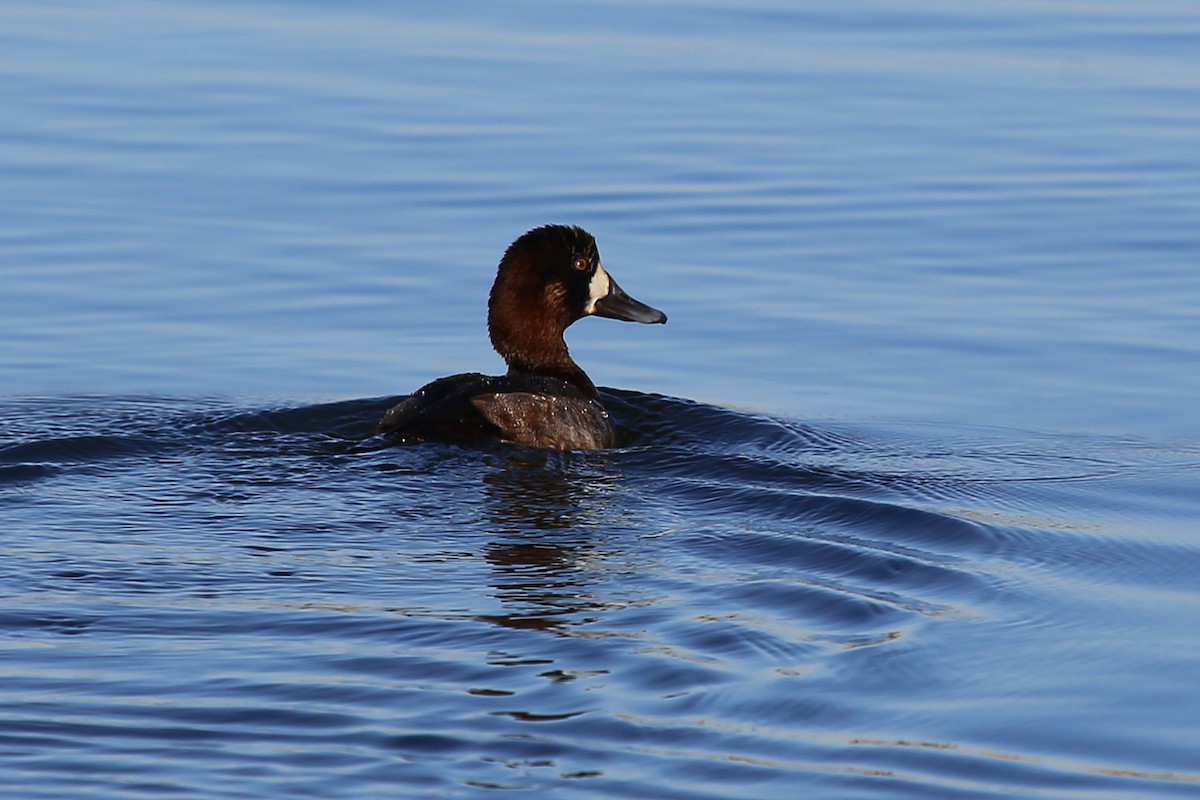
[3,1,1200,798]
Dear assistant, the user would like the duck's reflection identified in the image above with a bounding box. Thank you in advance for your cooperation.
[478,450,623,633]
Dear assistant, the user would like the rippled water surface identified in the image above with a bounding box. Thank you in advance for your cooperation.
[3,1,1200,798]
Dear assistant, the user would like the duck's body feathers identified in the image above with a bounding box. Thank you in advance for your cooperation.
[376,372,614,450]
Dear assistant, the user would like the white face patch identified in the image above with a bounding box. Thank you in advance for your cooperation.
[584,263,612,315]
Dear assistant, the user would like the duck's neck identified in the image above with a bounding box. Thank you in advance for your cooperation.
[503,347,599,399]
[489,284,600,399]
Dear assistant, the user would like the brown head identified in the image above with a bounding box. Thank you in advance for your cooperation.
[487,225,666,397]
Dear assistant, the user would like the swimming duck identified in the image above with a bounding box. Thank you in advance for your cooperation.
[369,225,666,450]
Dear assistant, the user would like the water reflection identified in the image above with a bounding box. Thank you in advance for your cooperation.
[478,451,622,632]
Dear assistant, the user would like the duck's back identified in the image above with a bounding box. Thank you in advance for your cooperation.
[376,373,615,450]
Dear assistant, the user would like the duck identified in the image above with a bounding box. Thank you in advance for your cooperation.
[365,225,666,451]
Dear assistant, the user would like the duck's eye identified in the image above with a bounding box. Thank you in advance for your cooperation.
[572,257,589,272]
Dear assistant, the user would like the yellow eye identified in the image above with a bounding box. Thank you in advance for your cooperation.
[572,257,589,272]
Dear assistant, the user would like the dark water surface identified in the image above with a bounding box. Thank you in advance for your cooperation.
[4,395,1198,798]
[4,1,1200,798]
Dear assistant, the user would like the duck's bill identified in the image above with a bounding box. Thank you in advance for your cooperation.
[592,278,668,324]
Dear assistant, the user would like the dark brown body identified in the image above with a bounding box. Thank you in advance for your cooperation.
[377,373,615,450]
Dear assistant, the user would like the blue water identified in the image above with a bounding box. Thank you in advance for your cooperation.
[3,1,1199,797]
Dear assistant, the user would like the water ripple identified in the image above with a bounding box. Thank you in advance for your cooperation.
[2,392,1198,798]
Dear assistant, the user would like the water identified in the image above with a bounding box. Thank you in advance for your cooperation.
[2,1,1199,797]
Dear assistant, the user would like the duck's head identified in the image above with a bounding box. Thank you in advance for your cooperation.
[487,225,666,393]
